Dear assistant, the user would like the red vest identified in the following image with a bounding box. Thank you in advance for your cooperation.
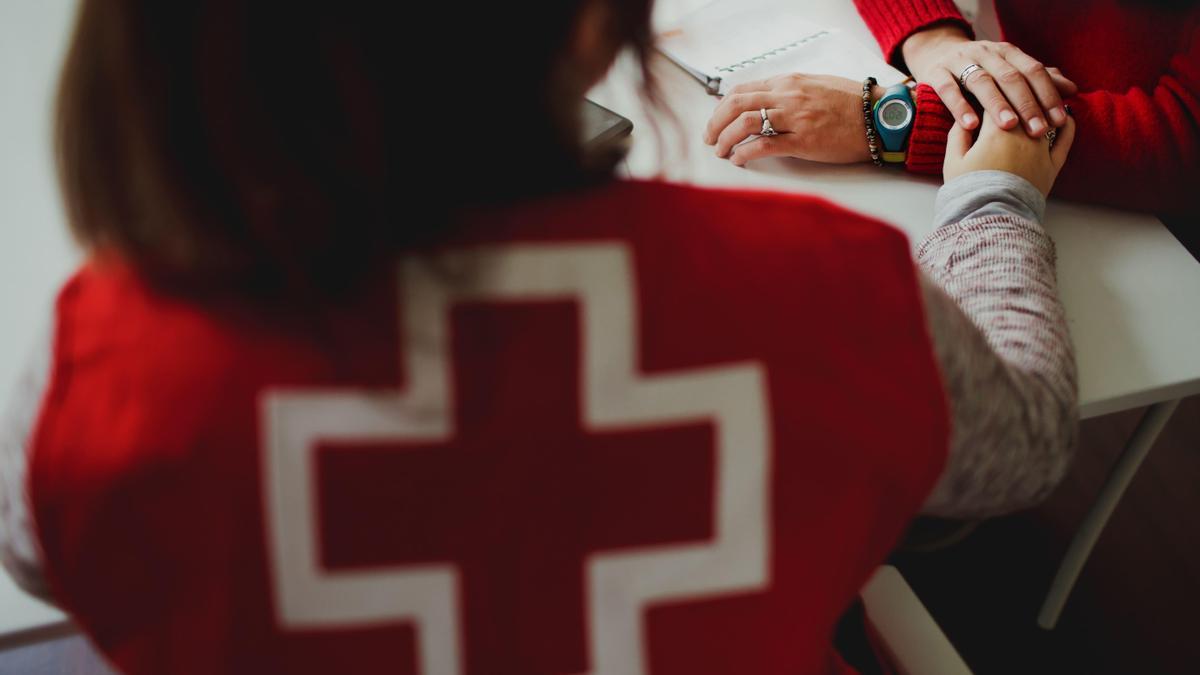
[30,180,948,674]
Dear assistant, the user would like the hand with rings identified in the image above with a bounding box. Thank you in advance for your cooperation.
[945,111,1076,196]
[902,24,1077,137]
[704,74,880,166]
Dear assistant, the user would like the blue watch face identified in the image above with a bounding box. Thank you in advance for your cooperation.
[878,99,912,131]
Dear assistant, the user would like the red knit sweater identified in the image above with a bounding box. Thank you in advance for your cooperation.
[854,0,1200,215]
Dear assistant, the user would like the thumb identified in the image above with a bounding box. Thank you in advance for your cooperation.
[946,121,973,163]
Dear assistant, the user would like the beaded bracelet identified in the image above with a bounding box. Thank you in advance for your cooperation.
[861,76,882,167]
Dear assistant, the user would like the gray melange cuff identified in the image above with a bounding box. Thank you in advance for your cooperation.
[933,170,1046,230]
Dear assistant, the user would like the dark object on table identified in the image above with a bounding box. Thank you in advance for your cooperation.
[582,98,633,153]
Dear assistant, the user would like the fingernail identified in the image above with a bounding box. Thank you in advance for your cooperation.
[1000,110,1017,126]
[963,112,978,127]
[1050,107,1067,124]
[1064,104,1073,117]
[1029,117,1046,134]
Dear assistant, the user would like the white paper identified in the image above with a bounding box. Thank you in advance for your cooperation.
[657,0,905,95]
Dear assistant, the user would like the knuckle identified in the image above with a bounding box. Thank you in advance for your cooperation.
[1015,100,1041,116]
[984,89,1007,106]
[949,99,971,114]
[935,80,960,97]
[734,146,758,162]
[970,72,997,90]
[997,68,1024,85]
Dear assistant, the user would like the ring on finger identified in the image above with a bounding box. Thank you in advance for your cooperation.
[760,108,779,136]
[958,63,985,87]
[1045,127,1057,149]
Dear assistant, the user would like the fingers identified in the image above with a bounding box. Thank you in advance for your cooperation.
[960,64,1020,131]
[945,120,973,162]
[729,135,789,166]
[1050,116,1076,169]
[978,51,1046,136]
[974,107,1009,141]
[1046,67,1079,96]
[725,80,771,96]
[943,121,974,182]
[932,67,980,129]
[1003,49,1067,127]
[715,109,777,158]
[704,92,776,144]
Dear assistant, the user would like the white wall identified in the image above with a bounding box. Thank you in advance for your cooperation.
[0,0,81,393]
[0,0,79,633]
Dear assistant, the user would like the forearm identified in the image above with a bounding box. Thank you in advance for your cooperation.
[908,95,1200,211]
[1054,28,1200,213]
[1051,86,1200,214]
[853,0,971,68]
[917,171,1079,517]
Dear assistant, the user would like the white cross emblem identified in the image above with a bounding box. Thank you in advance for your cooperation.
[262,243,772,674]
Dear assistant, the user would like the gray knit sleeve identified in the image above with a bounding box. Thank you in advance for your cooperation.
[932,170,1046,230]
[916,171,1079,518]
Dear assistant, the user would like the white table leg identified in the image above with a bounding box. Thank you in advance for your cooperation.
[1038,398,1182,629]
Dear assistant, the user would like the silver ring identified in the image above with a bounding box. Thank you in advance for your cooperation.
[958,63,984,87]
[759,108,778,136]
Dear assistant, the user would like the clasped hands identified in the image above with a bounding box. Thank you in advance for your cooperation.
[703,28,1077,190]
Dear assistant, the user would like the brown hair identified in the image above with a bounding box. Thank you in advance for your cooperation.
[55,1,655,298]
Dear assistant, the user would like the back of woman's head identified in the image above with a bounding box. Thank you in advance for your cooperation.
[56,0,653,297]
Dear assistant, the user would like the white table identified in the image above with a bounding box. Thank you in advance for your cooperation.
[0,572,72,649]
[2,0,1197,645]
[589,0,1200,630]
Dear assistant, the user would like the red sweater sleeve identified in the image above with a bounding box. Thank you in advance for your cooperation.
[903,27,1200,215]
[905,84,956,175]
[1052,33,1200,214]
[852,0,972,68]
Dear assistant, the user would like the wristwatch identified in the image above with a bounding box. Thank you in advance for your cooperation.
[872,83,915,164]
